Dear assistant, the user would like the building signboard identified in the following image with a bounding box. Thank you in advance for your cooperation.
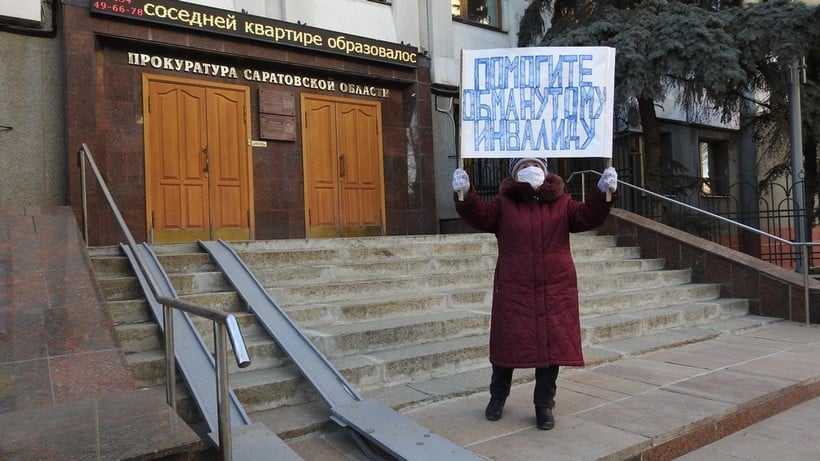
[91,0,418,68]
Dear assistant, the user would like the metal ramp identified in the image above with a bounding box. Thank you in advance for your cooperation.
[200,239,482,461]
[120,243,302,461]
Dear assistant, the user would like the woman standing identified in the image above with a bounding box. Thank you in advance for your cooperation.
[452,158,617,430]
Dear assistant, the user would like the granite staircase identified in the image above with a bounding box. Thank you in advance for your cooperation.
[88,232,778,441]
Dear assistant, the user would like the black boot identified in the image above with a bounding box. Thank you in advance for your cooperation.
[535,406,554,430]
[485,397,506,421]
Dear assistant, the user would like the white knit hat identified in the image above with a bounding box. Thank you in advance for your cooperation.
[509,158,548,176]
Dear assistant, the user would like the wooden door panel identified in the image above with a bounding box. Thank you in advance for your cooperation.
[207,87,249,236]
[337,103,382,229]
[303,99,340,236]
[157,186,207,228]
[149,82,210,241]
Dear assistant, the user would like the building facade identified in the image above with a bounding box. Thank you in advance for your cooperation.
[6,0,797,251]
[63,0,435,245]
[0,1,65,206]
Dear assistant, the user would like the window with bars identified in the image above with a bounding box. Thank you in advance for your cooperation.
[451,0,501,28]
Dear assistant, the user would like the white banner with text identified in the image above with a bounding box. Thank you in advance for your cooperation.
[460,46,616,159]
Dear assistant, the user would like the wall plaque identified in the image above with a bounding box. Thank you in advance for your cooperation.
[260,114,296,141]
[259,88,295,116]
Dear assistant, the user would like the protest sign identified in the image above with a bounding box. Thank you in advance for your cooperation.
[460,46,616,160]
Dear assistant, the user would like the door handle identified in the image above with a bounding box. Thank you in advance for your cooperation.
[339,153,346,179]
[202,146,209,177]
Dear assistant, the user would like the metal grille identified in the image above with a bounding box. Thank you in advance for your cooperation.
[464,158,510,202]
[566,172,818,271]
[457,156,816,271]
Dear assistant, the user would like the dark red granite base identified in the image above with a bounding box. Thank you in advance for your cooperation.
[0,390,206,461]
[0,206,206,460]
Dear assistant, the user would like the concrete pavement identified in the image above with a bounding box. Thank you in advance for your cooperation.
[287,321,820,460]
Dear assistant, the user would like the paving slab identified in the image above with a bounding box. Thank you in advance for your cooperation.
[561,369,658,396]
[574,388,734,442]
[556,377,632,403]
[739,322,820,344]
[641,343,773,370]
[729,350,820,381]
[664,369,798,405]
[401,393,531,447]
[673,337,783,361]
[466,415,650,461]
[589,357,706,386]
[716,333,804,351]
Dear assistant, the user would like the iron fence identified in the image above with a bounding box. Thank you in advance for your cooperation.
[464,158,817,271]
[568,172,818,271]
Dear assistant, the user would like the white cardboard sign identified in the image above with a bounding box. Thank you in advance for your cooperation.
[460,46,616,159]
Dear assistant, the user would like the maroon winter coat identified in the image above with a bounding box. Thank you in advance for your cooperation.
[455,173,615,368]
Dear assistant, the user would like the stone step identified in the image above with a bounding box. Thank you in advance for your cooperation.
[106,291,246,325]
[274,280,719,317]
[248,254,498,285]
[223,232,612,252]
[97,252,654,302]
[581,283,722,317]
[124,330,289,388]
[241,251,656,288]
[87,232,606,255]
[115,310,262,354]
[87,233,629,277]
[233,244,639,275]
[282,292,464,327]
[98,275,141,301]
[106,298,151,325]
[580,298,749,344]
[263,266,692,306]
[90,252,215,278]
[304,309,491,358]
[97,254,655,303]
[238,242,636,267]
[108,290,464,327]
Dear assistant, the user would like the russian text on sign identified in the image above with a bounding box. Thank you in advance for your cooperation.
[460,47,616,159]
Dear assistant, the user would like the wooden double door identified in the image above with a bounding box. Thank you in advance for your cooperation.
[302,95,386,238]
[143,75,254,243]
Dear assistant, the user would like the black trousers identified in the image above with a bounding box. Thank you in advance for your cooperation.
[490,365,559,408]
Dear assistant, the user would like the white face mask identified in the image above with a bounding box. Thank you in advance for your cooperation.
[516,166,545,190]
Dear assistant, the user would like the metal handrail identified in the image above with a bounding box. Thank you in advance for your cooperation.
[78,143,249,461]
[569,169,817,325]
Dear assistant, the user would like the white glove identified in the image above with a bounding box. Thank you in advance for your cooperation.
[598,167,617,192]
[453,168,470,193]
